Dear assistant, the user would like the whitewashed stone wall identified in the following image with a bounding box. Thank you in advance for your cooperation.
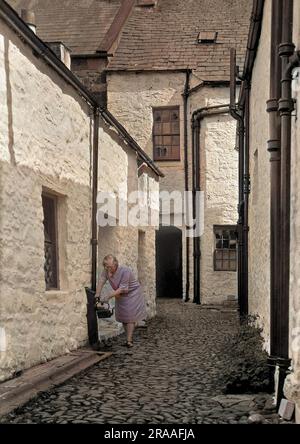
[247,0,271,349]
[0,19,158,381]
[107,74,238,304]
[189,88,238,304]
[285,0,300,423]
[0,19,93,382]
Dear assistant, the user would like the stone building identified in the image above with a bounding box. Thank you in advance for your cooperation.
[106,0,252,304]
[231,0,300,422]
[0,2,161,382]
[6,0,253,306]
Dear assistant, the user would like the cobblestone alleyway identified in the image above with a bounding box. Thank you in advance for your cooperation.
[1,300,279,424]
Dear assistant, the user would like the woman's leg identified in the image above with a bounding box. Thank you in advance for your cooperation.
[126,322,135,344]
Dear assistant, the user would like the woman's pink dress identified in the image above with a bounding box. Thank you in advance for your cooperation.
[99,266,146,323]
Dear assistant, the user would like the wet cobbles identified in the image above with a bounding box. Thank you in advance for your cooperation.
[0,300,290,424]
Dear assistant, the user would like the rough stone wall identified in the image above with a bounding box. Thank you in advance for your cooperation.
[200,114,238,304]
[247,0,271,349]
[107,71,188,297]
[0,20,93,382]
[107,73,238,304]
[71,57,108,106]
[97,132,158,319]
[285,0,300,423]
[189,87,238,304]
[0,19,158,381]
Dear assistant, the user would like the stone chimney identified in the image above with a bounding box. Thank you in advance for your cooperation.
[46,42,72,70]
[21,9,36,34]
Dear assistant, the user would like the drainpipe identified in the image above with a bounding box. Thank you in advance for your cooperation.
[243,81,250,318]
[193,117,201,304]
[183,70,191,302]
[86,107,100,349]
[277,0,300,407]
[91,107,100,292]
[266,0,283,378]
[191,104,230,305]
[229,52,246,318]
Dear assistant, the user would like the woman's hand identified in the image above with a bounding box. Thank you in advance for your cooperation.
[100,294,111,303]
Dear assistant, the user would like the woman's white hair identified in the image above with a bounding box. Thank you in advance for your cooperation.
[102,254,118,267]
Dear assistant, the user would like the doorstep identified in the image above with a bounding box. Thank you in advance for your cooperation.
[0,348,112,417]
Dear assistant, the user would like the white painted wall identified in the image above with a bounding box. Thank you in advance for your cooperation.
[108,73,238,304]
[247,0,271,349]
[0,18,158,381]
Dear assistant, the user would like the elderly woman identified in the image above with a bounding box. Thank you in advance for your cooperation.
[95,255,146,348]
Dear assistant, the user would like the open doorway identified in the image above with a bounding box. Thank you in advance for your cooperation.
[155,226,182,298]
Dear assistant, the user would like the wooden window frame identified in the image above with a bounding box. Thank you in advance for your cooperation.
[152,106,180,161]
[42,192,59,290]
[213,225,237,272]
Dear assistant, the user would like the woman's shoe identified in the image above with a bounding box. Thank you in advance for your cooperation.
[122,341,133,347]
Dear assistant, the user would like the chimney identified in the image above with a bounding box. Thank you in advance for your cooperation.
[21,9,36,34]
[46,42,72,70]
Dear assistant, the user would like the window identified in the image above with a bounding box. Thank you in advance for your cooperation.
[197,31,218,44]
[214,225,237,272]
[42,193,59,290]
[153,106,180,161]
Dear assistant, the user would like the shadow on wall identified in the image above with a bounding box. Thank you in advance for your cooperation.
[4,36,16,165]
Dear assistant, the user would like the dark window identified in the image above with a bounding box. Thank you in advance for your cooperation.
[214,225,237,272]
[42,194,59,290]
[153,107,180,161]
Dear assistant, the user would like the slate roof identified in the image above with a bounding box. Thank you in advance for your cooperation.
[108,0,252,80]
[7,0,122,55]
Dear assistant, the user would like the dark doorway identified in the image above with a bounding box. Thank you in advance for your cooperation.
[156,226,182,298]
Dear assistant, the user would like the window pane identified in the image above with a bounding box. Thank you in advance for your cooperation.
[215,260,222,270]
[216,239,222,249]
[171,110,179,121]
[163,135,172,146]
[154,135,163,146]
[223,261,229,270]
[162,123,171,134]
[171,121,180,133]
[155,147,167,158]
[154,123,162,135]
[161,110,170,122]
[215,250,222,260]
[230,261,237,271]
[42,195,58,290]
[223,250,229,260]
[229,239,237,249]
[223,239,229,249]
[172,135,180,145]
[229,250,236,260]
[154,110,162,122]
[171,147,180,160]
